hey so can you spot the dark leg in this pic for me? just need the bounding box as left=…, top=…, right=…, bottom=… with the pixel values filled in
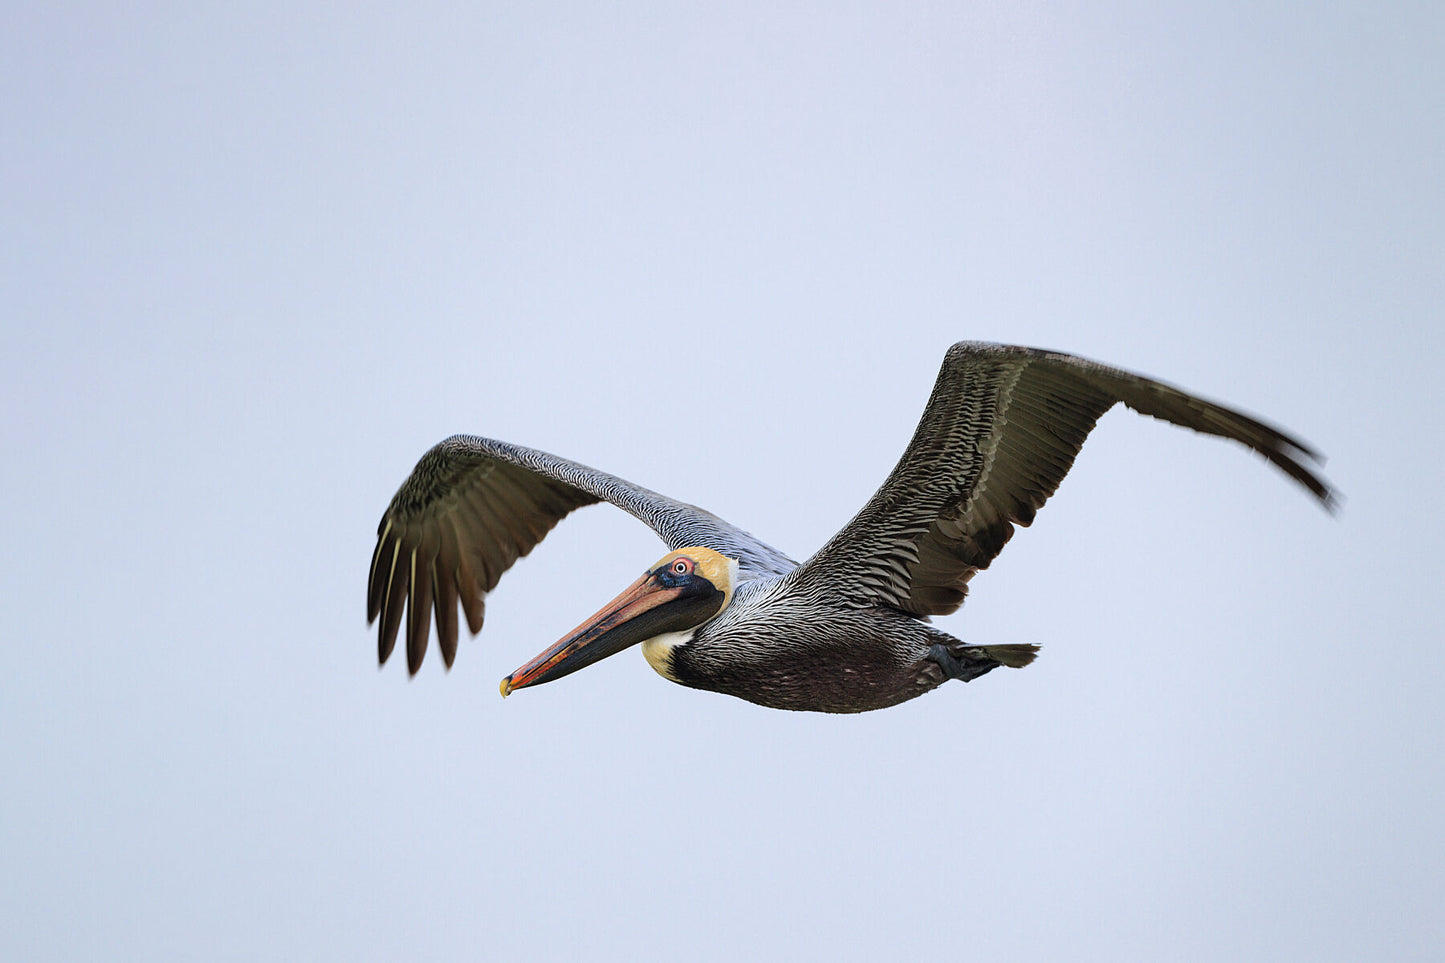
left=926, top=643, right=1001, bottom=684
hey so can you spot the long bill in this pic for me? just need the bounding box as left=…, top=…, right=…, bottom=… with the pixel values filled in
left=500, top=568, right=718, bottom=696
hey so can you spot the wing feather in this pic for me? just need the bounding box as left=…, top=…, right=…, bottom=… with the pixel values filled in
left=405, top=544, right=434, bottom=674
left=432, top=550, right=459, bottom=669
left=367, top=435, right=795, bottom=673
left=793, top=342, right=1336, bottom=618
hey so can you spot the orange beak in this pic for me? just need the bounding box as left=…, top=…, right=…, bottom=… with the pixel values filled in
left=501, top=566, right=718, bottom=696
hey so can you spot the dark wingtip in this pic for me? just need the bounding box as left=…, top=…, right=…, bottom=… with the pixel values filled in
left=378, top=603, right=402, bottom=667
left=1265, top=440, right=1341, bottom=515
left=378, top=625, right=396, bottom=666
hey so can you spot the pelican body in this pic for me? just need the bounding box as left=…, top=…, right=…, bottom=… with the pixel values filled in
left=368, top=342, right=1335, bottom=713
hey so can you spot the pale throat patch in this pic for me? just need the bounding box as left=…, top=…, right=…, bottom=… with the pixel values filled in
left=641, top=629, right=695, bottom=682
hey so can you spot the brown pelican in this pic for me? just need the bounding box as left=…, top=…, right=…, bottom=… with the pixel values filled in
left=367, top=342, right=1336, bottom=713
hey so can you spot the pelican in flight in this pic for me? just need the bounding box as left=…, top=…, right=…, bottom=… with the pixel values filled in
left=368, top=342, right=1335, bottom=713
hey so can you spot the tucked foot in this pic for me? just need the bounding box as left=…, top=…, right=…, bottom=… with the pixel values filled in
left=927, top=642, right=1040, bottom=682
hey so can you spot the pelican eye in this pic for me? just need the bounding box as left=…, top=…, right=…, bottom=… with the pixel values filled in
left=671, top=558, right=692, bottom=576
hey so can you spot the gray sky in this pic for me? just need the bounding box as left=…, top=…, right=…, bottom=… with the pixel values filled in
left=3, top=3, right=1442, bottom=961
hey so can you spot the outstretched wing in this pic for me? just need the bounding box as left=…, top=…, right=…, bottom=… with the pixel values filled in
left=793, top=342, right=1337, bottom=617
left=367, top=435, right=795, bottom=674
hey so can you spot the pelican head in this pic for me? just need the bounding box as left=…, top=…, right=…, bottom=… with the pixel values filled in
left=500, top=546, right=737, bottom=697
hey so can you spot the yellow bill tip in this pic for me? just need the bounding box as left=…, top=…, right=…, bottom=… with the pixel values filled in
left=499, top=675, right=513, bottom=698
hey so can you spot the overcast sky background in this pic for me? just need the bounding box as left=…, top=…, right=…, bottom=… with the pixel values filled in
left=3, top=3, right=1442, bottom=961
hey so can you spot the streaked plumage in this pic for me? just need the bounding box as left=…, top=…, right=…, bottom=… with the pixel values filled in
left=368, top=342, right=1336, bottom=713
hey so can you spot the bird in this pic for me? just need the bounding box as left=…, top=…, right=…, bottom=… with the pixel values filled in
left=367, top=341, right=1336, bottom=713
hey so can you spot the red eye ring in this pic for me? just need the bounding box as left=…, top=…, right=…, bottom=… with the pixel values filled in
left=672, top=559, right=690, bottom=575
